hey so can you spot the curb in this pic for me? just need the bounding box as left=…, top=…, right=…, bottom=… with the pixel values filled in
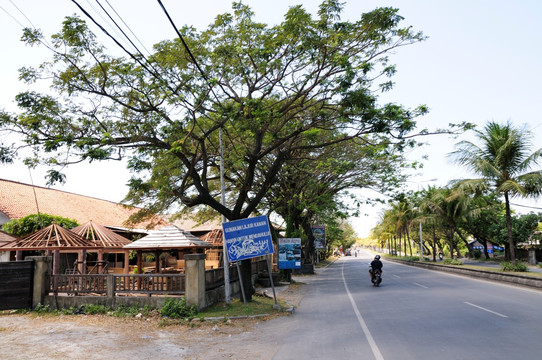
left=388, top=257, right=542, bottom=289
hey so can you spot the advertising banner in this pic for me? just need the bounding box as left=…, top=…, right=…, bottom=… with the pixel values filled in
left=222, top=215, right=274, bottom=262
left=278, top=238, right=302, bottom=269
left=312, top=225, right=326, bottom=250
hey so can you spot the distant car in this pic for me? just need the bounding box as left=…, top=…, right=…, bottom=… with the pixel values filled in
left=345, top=249, right=352, bottom=256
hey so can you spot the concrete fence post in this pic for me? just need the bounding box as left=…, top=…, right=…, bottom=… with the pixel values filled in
left=25, top=256, right=52, bottom=309
left=106, top=274, right=115, bottom=298
left=185, top=253, right=206, bottom=310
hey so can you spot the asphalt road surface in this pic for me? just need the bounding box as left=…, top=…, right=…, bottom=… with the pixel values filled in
left=273, top=249, right=542, bottom=360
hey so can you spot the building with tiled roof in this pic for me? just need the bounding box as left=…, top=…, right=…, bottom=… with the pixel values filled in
left=0, top=179, right=164, bottom=230
left=0, top=230, right=17, bottom=261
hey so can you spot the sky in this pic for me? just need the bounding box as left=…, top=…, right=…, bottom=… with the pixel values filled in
left=1, top=0, right=542, bottom=237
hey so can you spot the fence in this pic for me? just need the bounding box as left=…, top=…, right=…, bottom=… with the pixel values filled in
left=51, top=273, right=186, bottom=296
left=49, top=258, right=268, bottom=296
left=0, top=260, right=34, bottom=310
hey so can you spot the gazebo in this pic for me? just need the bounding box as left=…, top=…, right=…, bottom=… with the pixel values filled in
left=124, top=225, right=211, bottom=273
left=71, top=221, right=133, bottom=273
left=0, top=223, right=102, bottom=275
left=201, top=228, right=224, bottom=269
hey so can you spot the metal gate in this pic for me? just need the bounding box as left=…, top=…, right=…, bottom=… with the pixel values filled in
left=0, top=260, right=34, bottom=310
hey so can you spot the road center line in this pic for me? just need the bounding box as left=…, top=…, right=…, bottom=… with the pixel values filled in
left=464, top=302, right=508, bottom=318
left=413, top=282, right=428, bottom=289
left=392, top=274, right=400, bottom=278
left=341, top=263, right=384, bottom=360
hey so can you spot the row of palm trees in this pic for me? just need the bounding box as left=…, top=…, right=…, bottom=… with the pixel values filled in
left=372, top=121, right=542, bottom=264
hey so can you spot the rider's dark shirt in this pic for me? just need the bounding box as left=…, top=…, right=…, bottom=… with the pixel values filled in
left=370, top=259, right=383, bottom=271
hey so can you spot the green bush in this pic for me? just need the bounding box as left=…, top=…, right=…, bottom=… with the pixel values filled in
left=473, top=249, right=482, bottom=259
left=501, top=262, right=528, bottom=272
left=160, top=298, right=197, bottom=319
left=83, top=304, right=110, bottom=315
left=443, top=258, right=463, bottom=265
left=34, top=303, right=52, bottom=314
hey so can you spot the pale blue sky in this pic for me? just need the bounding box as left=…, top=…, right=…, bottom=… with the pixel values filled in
left=1, top=1, right=542, bottom=236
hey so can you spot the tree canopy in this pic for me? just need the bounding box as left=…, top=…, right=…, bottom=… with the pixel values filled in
left=0, top=1, right=466, bottom=299
left=0, top=1, right=441, bottom=223
left=450, top=121, right=542, bottom=262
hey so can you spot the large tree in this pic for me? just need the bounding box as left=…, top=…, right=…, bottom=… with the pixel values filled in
left=0, top=2, right=462, bottom=299
left=450, top=121, right=542, bottom=263
left=264, top=135, right=409, bottom=261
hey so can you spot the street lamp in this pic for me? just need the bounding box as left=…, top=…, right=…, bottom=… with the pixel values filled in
left=409, top=178, right=437, bottom=262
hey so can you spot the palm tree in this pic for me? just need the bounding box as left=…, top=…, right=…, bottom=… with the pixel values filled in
left=450, top=121, right=542, bottom=263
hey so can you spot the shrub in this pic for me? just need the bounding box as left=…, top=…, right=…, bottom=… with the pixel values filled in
left=501, top=262, right=528, bottom=272
left=473, top=249, right=482, bottom=259
left=160, top=298, right=197, bottom=319
left=84, top=304, right=110, bottom=315
left=443, top=258, right=463, bottom=265
left=34, top=303, right=52, bottom=314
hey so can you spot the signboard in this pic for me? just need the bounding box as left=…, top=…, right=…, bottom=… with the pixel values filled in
left=312, top=225, right=326, bottom=250
left=222, top=215, right=274, bottom=262
left=278, top=238, right=302, bottom=269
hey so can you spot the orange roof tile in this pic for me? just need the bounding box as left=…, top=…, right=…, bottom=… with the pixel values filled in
left=0, top=230, right=17, bottom=246
left=0, top=179, right=164, bottom=229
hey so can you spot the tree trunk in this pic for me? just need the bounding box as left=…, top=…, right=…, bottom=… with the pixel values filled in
left=431, top=227, right=437, bottom=262
left=481, top=237, right=490, bottom=260
left=448, top=229, right=455, bottom=259
left=406, top=227, right=413, bottom=256
left=504, top=192, right=516, bottom=264
left=240, top=260, right=253, bottom=302
left=455, top=229, right=473, bottom=258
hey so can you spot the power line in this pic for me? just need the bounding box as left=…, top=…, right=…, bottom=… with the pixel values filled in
left=94, top=0, right=150, bottom=57
left=102, top=0, right=152, bottom=56
left=510, top=202, right=542, bottom=211
left=70, top=0, right=180, bottom=97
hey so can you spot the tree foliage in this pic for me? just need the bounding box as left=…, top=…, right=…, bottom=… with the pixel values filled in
left=450, top=121, right=542, bottom=262
left=1, top=1, right=439, bottom=222
left=2, top=213, right=79, bottom=237
left=0, top=1, right=465, bottom=300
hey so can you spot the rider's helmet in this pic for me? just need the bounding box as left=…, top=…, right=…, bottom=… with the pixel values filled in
left=374, top=255, right=381, bottom=260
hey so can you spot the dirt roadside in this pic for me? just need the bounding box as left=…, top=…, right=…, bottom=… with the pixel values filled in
left=0, top=283, right=306, bottom=360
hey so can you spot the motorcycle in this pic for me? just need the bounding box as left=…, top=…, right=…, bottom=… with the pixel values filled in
left=370, top=268, right=382, bottom=287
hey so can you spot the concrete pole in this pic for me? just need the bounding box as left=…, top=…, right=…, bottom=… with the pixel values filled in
left=185, top=253, right=206, bottom=310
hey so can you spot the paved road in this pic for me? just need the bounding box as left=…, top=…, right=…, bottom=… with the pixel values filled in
left=272, top=250, right=542, bottom=359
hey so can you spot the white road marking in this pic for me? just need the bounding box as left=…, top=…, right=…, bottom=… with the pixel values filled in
left=392, top=274, right=400, bottom=278
left=413, top=282, right=428, bottom=289
left=464, top=302, right=508, bottom=318
left=342, top=262, right=384, bottom=360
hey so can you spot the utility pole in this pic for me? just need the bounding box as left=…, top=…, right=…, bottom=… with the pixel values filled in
left=220, top=127, right=231, bottom=304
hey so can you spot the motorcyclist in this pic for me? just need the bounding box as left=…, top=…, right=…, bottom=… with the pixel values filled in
left=369, top=255, right=383, bottom=280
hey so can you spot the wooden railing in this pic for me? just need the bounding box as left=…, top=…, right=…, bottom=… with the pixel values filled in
left=50, top=273, right=185, bottom=296
left=50, top=258, right=270, bottom=296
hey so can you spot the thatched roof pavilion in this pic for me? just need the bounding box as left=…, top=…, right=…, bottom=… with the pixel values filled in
left=71, top=221, right=133, bottom=273
left=124, top=225, right=211, bottom=251
left=0, top=223, right=99, bottom=251
left=0, top=223, right=101, bottom=274
left=72, top=221, right=132, bottom=248
left=200, top=228, right=223, bottom=246
left=124, top=225, right=211, bottom=273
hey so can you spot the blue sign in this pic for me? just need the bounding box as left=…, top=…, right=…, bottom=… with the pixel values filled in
left=222, top=215, right=274, bottom=262
left=278, top=238, right=302, bottom=269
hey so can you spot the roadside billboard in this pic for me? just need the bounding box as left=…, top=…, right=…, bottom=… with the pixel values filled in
left=278, top=238, right=302, bottom=269
left=222, top=215, right=274, bottom=262
left=312, top=225, right=326, bottom=250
